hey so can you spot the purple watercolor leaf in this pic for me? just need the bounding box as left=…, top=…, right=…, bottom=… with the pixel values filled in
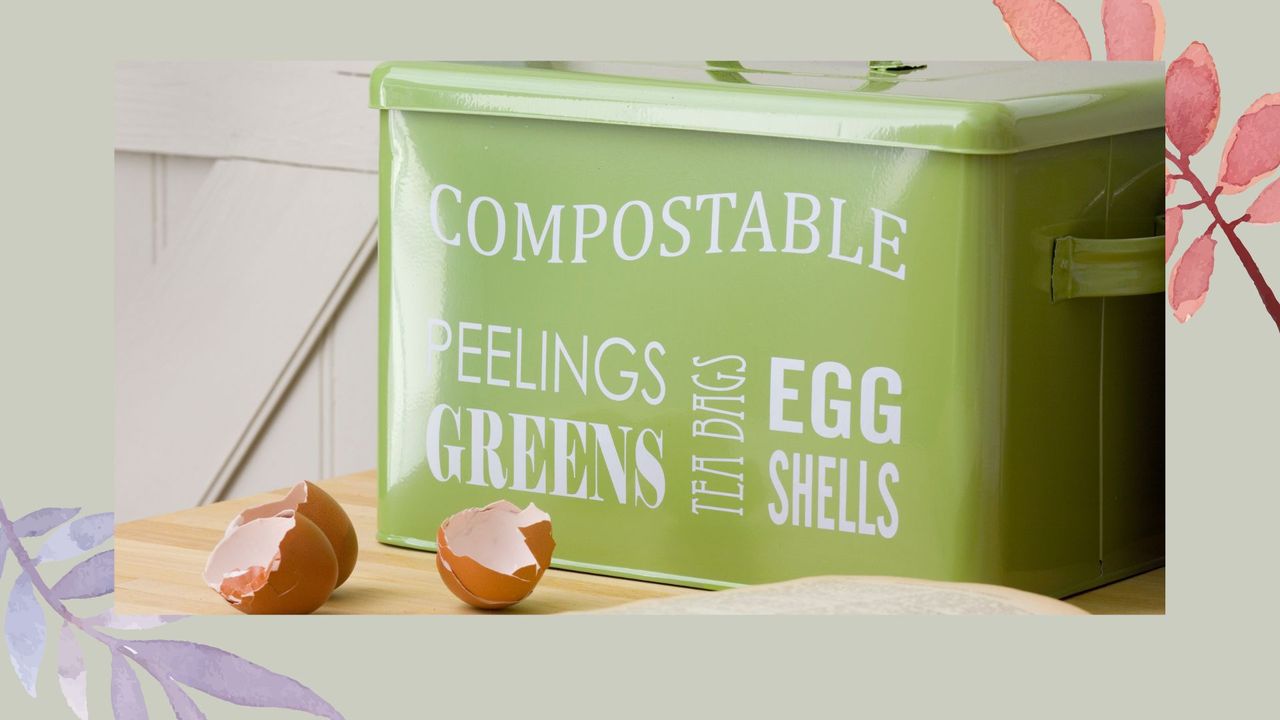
left=3, top=502, right=343, bottom=719
left=86, top=609, right=186, bottom=631
left=159, top=676, right=208, bottom=720
left=38, top=512, right=114, bottom=564
left=111, top=652, right=148, bottom=720
left=51, top=550, right=115, bottom=600
left=13, top=507, right=80, bottom=538
left=5, top=574, right=46, bottom=697
left=128, top=640, right=343, bottom=719
left=57, top=621, right=89, bottom=720
left=1, top=535, right=7, bottom=580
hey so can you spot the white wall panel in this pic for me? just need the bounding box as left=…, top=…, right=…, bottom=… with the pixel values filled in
left=115, top=62, right=381, bottom=521
left=327, top=257, right=379, bottom=477
left=114, top=152, right=155, bottom=300
left=228, top=353, right=324, bottom=498
left=115, top=159, right=376, bottom=521
left=157, top=154, right=215, bottom=250
left=115, top=61, right=379, bottom=171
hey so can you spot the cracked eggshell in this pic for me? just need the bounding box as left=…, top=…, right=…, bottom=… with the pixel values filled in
left=225, top=481, right=358, bottom=587
left=203, top=512, right=338, bottom=614
left=436, top=501, right=555, bottom=609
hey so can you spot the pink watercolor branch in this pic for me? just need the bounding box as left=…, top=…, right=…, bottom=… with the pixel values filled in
left=993, top=0, right=1280, bottom=335
left=1166, top=149, right=1280, bottom=333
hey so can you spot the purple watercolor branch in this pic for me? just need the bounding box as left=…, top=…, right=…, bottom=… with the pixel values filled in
left=0, top=500, right=344, bottom=719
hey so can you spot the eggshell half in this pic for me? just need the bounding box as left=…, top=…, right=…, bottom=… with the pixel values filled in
left=225, top=481, right=358, bottom=587
left=436, top=501, right=555, bottom=609
left=435, top=553, right=516, bottom=611
left=203, top=512, right=338, bottom=614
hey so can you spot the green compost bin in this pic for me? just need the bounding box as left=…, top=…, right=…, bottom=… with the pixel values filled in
left=371, top=61, right=1165, bottom=597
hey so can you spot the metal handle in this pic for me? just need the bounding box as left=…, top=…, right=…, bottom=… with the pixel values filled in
left=1050, top=234, right=1165, bottom=302
left=704, top=61, right=927, bottom=89
left=705, top=61, right=750, bottom=84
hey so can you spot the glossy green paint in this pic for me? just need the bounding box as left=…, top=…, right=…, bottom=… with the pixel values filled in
left=374, top=62, right=1164, bottom=596
left=370, top=61, right=1164, bottom=155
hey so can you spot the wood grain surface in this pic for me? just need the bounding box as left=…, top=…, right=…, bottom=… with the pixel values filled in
left=114, top=470, right=1163, bottom=615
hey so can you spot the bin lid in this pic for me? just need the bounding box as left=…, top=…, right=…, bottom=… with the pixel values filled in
left=370, top=61, right=1163, bottom=155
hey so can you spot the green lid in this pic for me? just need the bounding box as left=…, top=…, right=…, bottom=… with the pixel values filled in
left=370, top=60, right=1164, bottom=155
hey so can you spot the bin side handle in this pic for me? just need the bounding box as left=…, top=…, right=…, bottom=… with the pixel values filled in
left=1050, top=234, right=1165, bottom=302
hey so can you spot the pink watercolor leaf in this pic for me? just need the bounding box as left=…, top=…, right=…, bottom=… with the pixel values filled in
left=1166, top=205, right=1183, bottom=261
left=1165, top=171, right=1176, bottom=196
left=1218, top=93, right=1280, bottom=194
left=1169, top=234, right=1217, bottom=322
left=1102, top=0, right=1165, bottom=60
left=1245, top=178, right=1280, bottom=224
left=1166, top=42, right=1220, bottom=158
left=993, top=0, right=1091, bottom=60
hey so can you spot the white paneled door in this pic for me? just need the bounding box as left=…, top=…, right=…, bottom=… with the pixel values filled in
left=114, top=62, right=381, bottom=521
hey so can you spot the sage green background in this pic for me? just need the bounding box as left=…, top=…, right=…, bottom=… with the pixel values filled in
left=1, top=0, right=1275, bottom=717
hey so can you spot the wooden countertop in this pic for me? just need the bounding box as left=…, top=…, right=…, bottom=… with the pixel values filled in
left=114, top=471, right=1164, bottom=615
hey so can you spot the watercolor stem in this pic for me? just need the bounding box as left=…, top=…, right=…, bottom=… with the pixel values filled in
left=0, top=502, right=119, bottom=649
left=1167, top=149, right=1280, bottom=334
left=0, top=501, right=183, bottom=702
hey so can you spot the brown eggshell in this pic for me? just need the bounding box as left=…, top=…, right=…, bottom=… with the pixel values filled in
left=435, top=517, right=529, bottom=602
left=435, top=501, right=555, bottom=610
left=434, top=553, right=515, bottom=610
left=226, top=481, right=358, bottom=588
left=203, top=512, right=338, bottom=614
left=516, top=514, right=555, bottom=581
